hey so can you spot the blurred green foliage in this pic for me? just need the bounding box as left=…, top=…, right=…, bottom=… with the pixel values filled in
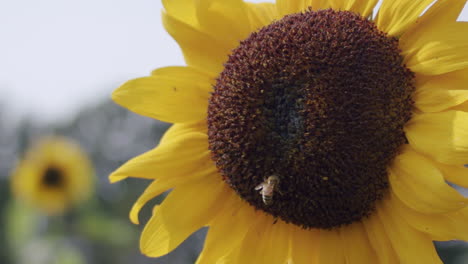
left=0, top=101, right=203, bottom=264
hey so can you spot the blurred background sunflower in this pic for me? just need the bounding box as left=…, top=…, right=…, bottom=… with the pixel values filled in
left=1, top=0, right=468, bottom=263
left=11, top=136, right=94, bottom=215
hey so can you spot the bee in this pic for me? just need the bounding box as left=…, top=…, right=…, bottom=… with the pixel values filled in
left=255, top=175, right=280, bottom=206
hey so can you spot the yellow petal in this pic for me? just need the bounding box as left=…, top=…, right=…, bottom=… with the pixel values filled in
left=422, top=0, right=466, bottom=23
left=263, top=222, right=291, bottom=264
left=276, top=0, right=304, bottom=17
left=377, top=197, right=443, bottom=264
left=389, top=147, right=467, bottom=214
left=434, top=161, right=468, bottom=188
left=453, top=101, right=468, bottom=112
left=405, top=111, right=468, bottom=165
left=162, top=11, right=231, bottom=75
left=196, top=192, right=256, bottom=264
left=401, top=22, right=468, bottom=75
left=162, top=0, right=198, bottom=27
left=328, top=0, right=378, bottom=17
left=215, top=245, right=242, bottom=264
left=151, top=66, right=216, bottom=86
left=363, top=213, right=399, bottom=264
left=276, top=0, right=331, bottom=16
left=236, top=215, right=290, bottom=264
left=195, top=0, right=252, bottom=48
left=112, top=70, right=211, bottom=123
left=159, top=121, right=208, bottom=144
left=400, top=0, right=466, bottom=74
left=340, top=222, right=378, bottom=264
left=109, top=127, right=213, bottom=183
left=318, top=229, right=346, bottom=264
left=140, top=177, right=226, bottom=257
left=415, top=89, right=468, bottom=113
left=289, top=227, right=319, bottom=264
left=414, top=68, right=468, bottom=112
left=393, top=195, right=468, bottom=241
left=130, top=180, right=167, bottom=225
left=246, top=2, right=278, bottom=31
left=400, top=0, right=467, bottom=41
left=305, top=0, right=332, bottom=11
left=375, top=0, right=434, bottom=37
left=129, top=172, right=212, bottom=225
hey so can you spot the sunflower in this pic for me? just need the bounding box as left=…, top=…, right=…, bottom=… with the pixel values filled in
left=11, top=136, right=94, bottom=215
left=111, top=0, right=468, bottom=262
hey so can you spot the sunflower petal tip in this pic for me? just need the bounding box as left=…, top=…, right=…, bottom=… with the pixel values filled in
left=108, top=173, right=127, bottom=183
left=130, top=201, right=148, bottom=225
left=130, top=213, right=140, bottom=225
left=140, top=246, right=162, bottom=258
left=139, top=234, right=167, bottom=258
left=111, top=87, right=126, bottom=105
left=111, top=78, right=139, bottom=103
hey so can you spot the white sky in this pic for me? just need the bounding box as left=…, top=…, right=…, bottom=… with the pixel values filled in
left=1, top=0, right=467, bottom=123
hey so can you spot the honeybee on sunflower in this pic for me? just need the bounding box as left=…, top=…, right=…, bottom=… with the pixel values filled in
left=111, top=0, right=468, bottom=263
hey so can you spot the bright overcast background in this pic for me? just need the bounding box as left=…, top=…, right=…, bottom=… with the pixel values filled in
left=1, top=0, right=467, bottom=123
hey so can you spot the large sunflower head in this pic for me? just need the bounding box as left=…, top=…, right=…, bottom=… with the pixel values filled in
left=11, top=136, right=94, bottom=215
left=111, top=0, right=468, bottom=263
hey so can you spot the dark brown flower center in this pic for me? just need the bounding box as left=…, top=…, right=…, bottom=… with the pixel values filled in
left=207, top=9, right=414, bottom=229
left=42, top=166, right=64, bottom=187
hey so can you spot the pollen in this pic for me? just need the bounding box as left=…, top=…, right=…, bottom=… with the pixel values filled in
left=207, top=9, right=414, bottom=229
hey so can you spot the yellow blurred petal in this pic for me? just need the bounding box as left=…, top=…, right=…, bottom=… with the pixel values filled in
left=36, top=190, right=68, bottom=215
left=393, top=195, right=468, bottom=241
left=112, top=71, right=210, bottom=123
left=236, top=214, right=290, bottom=264
left=162, top=0, right=198, bottom=27
left=109, top=128, right=213, bottom=183
left=289, top=227, right=319, bottom=264
left=162, top=11, right=231, bottom=75
left=195, top=0, right=252, bottom=47
left=389, top=147, right=467, bottom=214
left=140, top=177, right=226, bottom=257
left=377, top=198, right=443, bottom=264
left=375, top=0, right=434, bottom=36
left=318, top=229, right=346, bottom=264
left=246, top=3, right=278, bottom=31
left=405, top=111, right=468, bottom=165
left=340, top=222, right=378, bottom=264
left=196, top=192, right=256, bottom=264
left=328, top=0, right=378, bottom=17
left=401, top=22, right=468, bottom=75
left=414, top=68, right=468, bottom=112
left=434, top=161, right=468, bottom=188
left=363, top=213, right=399, bottom=264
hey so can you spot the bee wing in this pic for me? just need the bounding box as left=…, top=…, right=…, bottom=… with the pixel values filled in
left=255, top=183, right=264, bottom=190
